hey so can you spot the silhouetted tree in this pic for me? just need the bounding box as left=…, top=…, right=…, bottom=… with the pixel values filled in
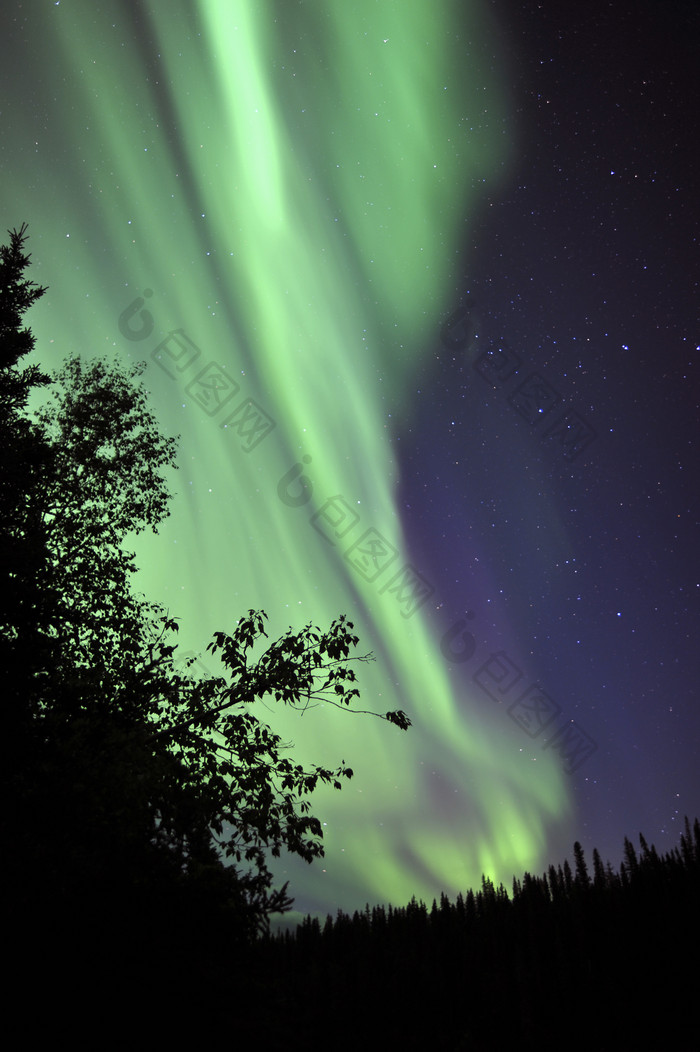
left=562, top=857, right=574, bottom=895
left=2, top=225, right=411, bottom=955
left=0, top=223, right=54, bottom=732
left=573, top=840, right=590, bottom=889
left=592, top=846, right=607, bottom=890
left=623, top=835, right=639, bottom=877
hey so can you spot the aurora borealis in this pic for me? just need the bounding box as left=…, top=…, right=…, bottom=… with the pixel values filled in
left=2, top=0, right=698, bottom=925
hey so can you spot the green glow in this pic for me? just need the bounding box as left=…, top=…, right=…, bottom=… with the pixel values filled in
left=12, top=0, right=573, bottom=914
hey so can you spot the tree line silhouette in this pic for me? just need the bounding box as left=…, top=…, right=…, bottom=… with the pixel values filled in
left=255, top=818, right=699, bottom=1049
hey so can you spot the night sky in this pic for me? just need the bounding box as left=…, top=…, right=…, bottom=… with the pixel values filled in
left=2, top=0, right=698, bottom=926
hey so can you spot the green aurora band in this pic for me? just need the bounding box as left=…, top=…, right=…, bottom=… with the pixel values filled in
left=7, top=0, right=573, bottom=918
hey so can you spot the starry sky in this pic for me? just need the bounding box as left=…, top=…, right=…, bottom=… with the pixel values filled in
left=2, top=0, right=698, bottom=925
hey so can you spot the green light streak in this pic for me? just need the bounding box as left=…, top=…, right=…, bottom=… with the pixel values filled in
left=12, top=0, right=573, bottom=914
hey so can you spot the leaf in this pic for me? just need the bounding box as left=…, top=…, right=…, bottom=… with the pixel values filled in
left=385, top=710, right=412, bottom=731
